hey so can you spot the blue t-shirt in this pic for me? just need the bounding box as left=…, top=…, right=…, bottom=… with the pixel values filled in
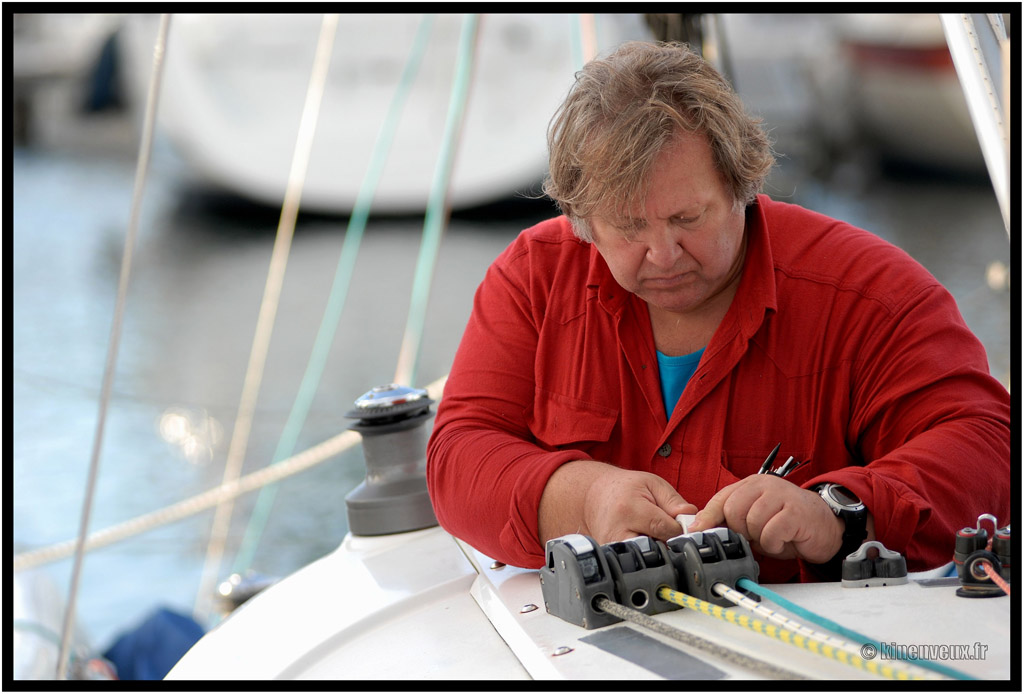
left=656, top=347, right=705, bottom=417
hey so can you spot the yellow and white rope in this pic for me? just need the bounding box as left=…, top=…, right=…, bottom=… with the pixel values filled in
left=658, top=587, right=935, bottom=681
left=711, top=584, right=941, bottom=680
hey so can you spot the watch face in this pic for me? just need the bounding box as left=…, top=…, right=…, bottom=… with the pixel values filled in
left=827, top=484, right=863, bottom=509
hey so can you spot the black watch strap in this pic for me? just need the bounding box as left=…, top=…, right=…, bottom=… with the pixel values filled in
left=813, top=483, right=868, bottom=579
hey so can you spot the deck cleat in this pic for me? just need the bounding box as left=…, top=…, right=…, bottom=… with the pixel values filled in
left=541, top=528, right=763, bottom=628
left=840, top=541, right=907, bottom=588
left=666, top=528, right=760, bottom=607
left=540, top=534, right=621, bottom=629
left=601, top=536, right=680, bottom=616
left=540, top=534, right=684, bottom=629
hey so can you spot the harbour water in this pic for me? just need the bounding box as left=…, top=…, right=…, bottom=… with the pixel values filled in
left=11, top=12, right=1012, bottom=670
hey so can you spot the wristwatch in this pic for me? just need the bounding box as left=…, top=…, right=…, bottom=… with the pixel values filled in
left=813, top=483, right=868, bottom=577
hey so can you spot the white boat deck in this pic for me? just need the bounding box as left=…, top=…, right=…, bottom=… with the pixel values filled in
left=167, top=527, right=1010, bottom=681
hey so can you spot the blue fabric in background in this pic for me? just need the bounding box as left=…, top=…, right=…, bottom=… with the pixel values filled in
left=103, top=607, right=205, bottom=680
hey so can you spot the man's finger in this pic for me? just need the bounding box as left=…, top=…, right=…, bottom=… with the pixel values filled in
left=740, top=489, right=784, bottom=547
left=688, top=483, right=737, bottom=531
left=649, top=480, right=698, bottom=518
left=645, top=508, right=692, bottom=540
left=756, top=508, right=798, bottom=555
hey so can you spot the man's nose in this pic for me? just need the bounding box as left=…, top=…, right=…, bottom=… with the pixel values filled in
left=645, top=229, right=684, bottom=268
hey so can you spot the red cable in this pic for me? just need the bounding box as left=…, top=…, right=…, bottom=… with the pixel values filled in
left=980, top=561, right=1011, bottom=596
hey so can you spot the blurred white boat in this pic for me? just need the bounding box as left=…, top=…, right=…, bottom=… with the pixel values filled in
left=121, top=14, right=656, bottom=214
left=838, top=13, right=989, bottom=173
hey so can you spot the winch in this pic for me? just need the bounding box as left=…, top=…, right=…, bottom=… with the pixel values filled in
left=343, top=383, right=438, bottom=536
left=539, top=527, right=759, bottom=629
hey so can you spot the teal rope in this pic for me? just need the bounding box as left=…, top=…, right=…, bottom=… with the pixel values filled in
left=395, top=13, right=479, bottom=388
left=569, top=14, right=585, bottom=71
left=230, top=15, right=436, bottom=576
left=737, top=578, right=975, bottom=681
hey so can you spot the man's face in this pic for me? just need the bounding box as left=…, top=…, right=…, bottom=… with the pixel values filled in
left=589, top=130, right=747, bottom=317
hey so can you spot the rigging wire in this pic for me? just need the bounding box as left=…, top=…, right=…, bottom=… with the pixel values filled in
left=392, top=13, right=480, bottom=388
left=194, top=14, right=340, bottom=624
left=736, top=578, right=975, bottom=680
left=658, top=587, right=925, bottom=681
left=54, top=14, right=172, bottom=681
left=229, top=14, right=437, bottom=577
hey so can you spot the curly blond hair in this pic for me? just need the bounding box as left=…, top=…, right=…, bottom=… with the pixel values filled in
left=543, top=41, right=775, bottom=241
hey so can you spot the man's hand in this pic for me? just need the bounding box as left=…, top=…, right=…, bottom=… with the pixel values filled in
left=686, top=476, right=844, bottom=563
left=539, top=461, right=697, bottom=545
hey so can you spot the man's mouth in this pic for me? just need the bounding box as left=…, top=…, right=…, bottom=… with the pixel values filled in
left=642, top=272, right=692, bottom=287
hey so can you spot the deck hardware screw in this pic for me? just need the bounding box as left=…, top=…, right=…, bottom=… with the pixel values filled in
left=520, top=604, right=539, bottom=614
left=552, top=646, right=574, bottom=656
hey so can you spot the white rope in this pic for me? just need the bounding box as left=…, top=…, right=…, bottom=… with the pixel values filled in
left=13, top=375, right=448, bottom=574
left=193, top=14, right=340, bottom=623
left=55, top=14, right=172, bottom=681
left=16, top=430, right=357, bottom=572
left=579, top=14, right=599, bottom=63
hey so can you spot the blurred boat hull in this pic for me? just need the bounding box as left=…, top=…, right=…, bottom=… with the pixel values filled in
left=122, top=14, right=655, bottom=214
left=839, top=13, right=985, bottom=173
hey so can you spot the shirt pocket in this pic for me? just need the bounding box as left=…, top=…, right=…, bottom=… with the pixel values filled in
left=720, top=448, right=816, bottom=488
left=526, top=387, right=619, bottom=450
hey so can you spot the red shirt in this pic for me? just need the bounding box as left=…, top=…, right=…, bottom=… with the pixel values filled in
left=426, top=196, right=1011, bottom=582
